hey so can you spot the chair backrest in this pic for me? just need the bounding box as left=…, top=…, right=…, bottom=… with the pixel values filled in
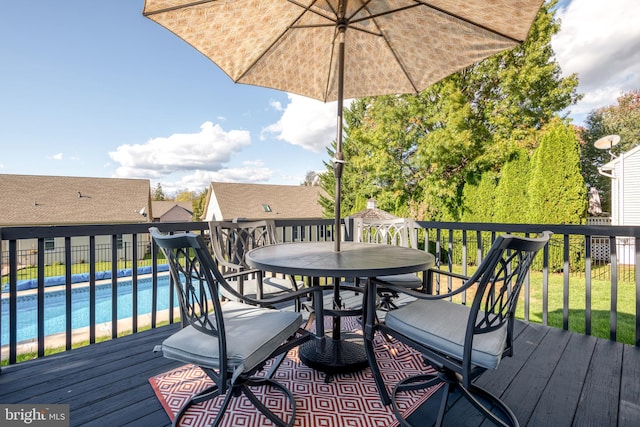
left=353, top=217, right=418, bottom=249
left=209, top=220, right=278, bottom=273
left=463, top=232, right=551, bottom=374
left=149, top=228, right=226, bottom=341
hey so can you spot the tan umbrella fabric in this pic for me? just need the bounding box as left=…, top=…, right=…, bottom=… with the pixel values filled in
left=143, top=0, right=543, bottom=249
left=143, top=0, right=542, bottom=102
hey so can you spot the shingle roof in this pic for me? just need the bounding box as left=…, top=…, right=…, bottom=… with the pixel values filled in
left=151, top=201, right=193, bottom=222
left=151, top=201, right=193, bottom=218
left=0, top=174, right=151, bottom=226
left=209, top=182, right=325, bottom=220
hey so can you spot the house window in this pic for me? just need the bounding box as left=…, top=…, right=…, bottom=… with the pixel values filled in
left=262, top=204, right=272, bottom=212
left=44, top=237, right=55, bottom=251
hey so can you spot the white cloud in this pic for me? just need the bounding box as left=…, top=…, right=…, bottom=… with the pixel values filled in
left=154, top=161, right=274, bottom=195
left=51, top=153, right=63, bottom=160
left=262, top=94, right=351, bottom=152
left=109, top=121, right=251, bottom=178
left=553, top=0, right=640, bottom=121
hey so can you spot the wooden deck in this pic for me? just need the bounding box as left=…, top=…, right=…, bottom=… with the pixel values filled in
left=2, top=297, right=640, bottom=426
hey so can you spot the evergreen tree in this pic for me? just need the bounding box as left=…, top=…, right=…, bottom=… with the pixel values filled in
left=494, top=150, right=531, bottom=223
left=528, top=118, right=586, bottom=224
left=461, top=171, right=499, bottom=223
left=152, top=183, right=166, bottom=201
left=328, top=1, right=580, bottom=221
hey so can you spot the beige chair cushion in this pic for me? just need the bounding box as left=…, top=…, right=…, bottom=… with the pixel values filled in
left=375, top=273, right=422, bottom=289
left=385, top=298, right=508, bottom=369
left=160, top=301, right=302, bottom=373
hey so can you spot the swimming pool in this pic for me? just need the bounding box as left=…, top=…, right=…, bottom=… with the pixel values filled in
left=1, top=275, right=176, bottom=344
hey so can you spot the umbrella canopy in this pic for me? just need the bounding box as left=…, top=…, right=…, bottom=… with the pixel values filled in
left=143, top=0, right=543, bottom=250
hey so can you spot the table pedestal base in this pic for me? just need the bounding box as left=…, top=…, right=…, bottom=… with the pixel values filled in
left=298, top=332, right=368, bottom=375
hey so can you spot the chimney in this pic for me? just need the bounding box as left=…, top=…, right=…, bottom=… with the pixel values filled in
left=367, top=198, right=377, bottom=209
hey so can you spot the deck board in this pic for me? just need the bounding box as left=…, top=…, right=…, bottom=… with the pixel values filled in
left=619, top=345, right=640, bottom=426
left=573, top=339, right=622, bottom=427
left=2, top=299, right=640, bottom=426
left=527, top=333, right=597, bottom=426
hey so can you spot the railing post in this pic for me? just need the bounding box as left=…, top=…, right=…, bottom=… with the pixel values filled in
left=609, top=236, right=618, bottom=342
left=585, top=235, right=592, bottom=336
left=636, top=236, right=640, bottom=347
left=563, top=234, right=570, bottom=331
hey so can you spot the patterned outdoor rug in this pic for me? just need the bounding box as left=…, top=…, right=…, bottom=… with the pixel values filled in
left=149, top=316, right=440, bottom=427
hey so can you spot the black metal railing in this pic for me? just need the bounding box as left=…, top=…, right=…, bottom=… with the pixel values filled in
left=1, top=219, right=639, bottom=368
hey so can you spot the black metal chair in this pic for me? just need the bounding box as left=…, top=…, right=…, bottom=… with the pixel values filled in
left=209, top=220, right=306, bottom=310
left=352, top=217, right=424, bottom=310
left=149, top=228, right=314, bottom=427
left=363, top=231, right=551, bottom=427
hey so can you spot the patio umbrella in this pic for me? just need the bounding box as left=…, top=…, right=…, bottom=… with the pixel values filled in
left=142, top=0, right=543, bottom=251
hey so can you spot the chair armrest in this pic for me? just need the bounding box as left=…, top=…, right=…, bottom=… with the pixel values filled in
left=218, top=269, right=317, bottom=308
left=428, top=268, right=470, bottom=282
left=372, top=268, right=475, bottom=301
left=221, top=268, right=262, bottom=280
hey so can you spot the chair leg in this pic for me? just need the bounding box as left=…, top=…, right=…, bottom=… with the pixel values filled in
left=390, top=373, right=446, bottom=427
left=457, top=383, right=519, bottom=427
left=173, top=383, right=221, bottom=426
left=389, top=369, right=519, bottom=427
left=243, top=377, right=297, bottom=427
left=362, top=284, right=392, bottom=405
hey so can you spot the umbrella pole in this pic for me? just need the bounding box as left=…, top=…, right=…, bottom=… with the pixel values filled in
left=333, top=27, right=346, bottom=253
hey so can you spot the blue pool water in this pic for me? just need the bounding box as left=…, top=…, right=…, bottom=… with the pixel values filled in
left=1, top=275, right=176, bottom=344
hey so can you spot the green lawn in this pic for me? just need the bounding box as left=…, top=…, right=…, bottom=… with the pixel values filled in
left=519, top=271, right=637, bottom=344
left=432, top=266, right=637, bottom=345
left=1, top=256, right=165, bottom=286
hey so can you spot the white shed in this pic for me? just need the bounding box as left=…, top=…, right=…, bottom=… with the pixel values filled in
left=600, top=144, right=640, bottom=264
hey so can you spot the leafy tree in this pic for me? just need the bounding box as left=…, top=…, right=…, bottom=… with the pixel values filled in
left=599, top=90, right=640, bottom=153
left=152, top=183, right=166, bottom=201
left=466, top=0, right=581, bottom=145
left=325, top=0, right=580, bottom=221
left=191, top=187, right=208, bottom=220
left=579, top=90, right=640, bottom=213
left=578, top=112, right=610, bottom=212
left=527, top=118, right=586, bottom=224
left=302, top=171, right=321, bottom=186
left=175, top=190, right=195, bottom=202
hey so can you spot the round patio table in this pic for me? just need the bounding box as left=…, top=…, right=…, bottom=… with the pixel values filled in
left=245, top=241, right=435, bottom=375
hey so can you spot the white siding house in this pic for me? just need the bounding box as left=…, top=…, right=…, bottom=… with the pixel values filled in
left=600, top=144, right=640, bottom=264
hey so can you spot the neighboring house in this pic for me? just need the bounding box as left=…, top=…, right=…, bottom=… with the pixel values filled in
left=600, top=144, right=640, bottom=227
left=203, top=181, right=325, bottom=221
left=600, top=144, right=640, bottom=264
left=202, top=181, right=326, bottom=241
left=151, top=201, right=193, bottom=222
left=0, top=174, right=152, bottom=265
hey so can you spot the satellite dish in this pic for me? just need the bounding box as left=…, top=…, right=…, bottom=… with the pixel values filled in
left=594, top=134, right=620, bottom=150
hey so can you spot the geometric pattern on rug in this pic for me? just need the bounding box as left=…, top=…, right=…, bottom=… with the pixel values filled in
left=150, top=316, right=441, bottom=427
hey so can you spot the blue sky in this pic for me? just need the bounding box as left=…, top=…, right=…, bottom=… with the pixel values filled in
left=1, top=1, right=638, bottom=196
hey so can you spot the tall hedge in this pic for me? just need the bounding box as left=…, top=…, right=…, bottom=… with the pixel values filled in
left=461, top=171, right=499, bottom=223
left=527, top=118, right=586, bottom=224
left=494, top=150, right=530, bottom=223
